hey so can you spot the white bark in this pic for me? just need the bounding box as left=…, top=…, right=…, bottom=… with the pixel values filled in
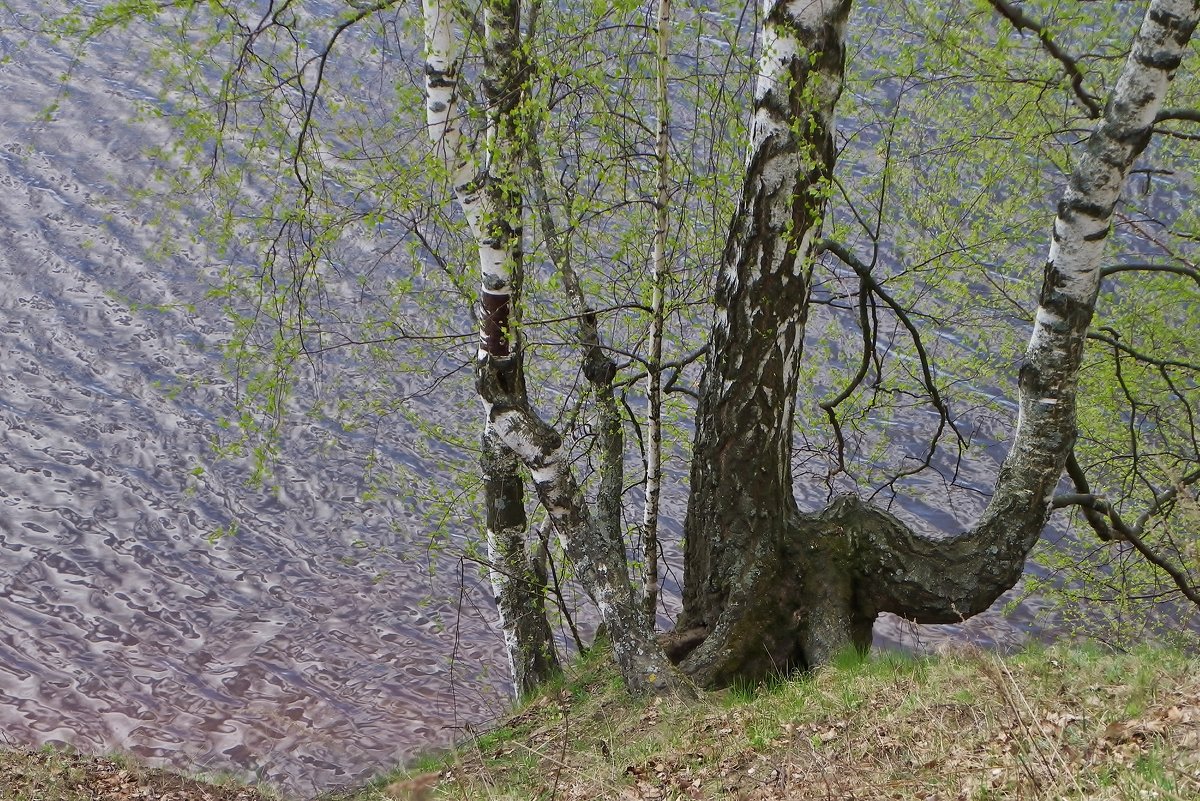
left=677, top=0, right=850, bottom=682
left=641, top=0, right=671, bottom=624
left=422, top=0, right=558, bottom=696
left=475, top=392, right=692, bottom=697
left=1003, top=0, right=1198, bottom=513
left=855, top=0, right=1200, bottom=622
left=421, top=0, right=512, bottom=359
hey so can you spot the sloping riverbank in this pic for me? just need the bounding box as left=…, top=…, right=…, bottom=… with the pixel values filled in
left=4, top=643, right=1198, bottom=800
left=0, top=748, right=273, bottom=801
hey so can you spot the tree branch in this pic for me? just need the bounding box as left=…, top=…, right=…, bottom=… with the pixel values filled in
left=1086, top=329, right=1200, bottom=373
left=818, top=239, right=965, bottom=465
left=986, top=0, right=1102, bottom=118
left=1100, top=261, right=1200, bottom=289
left=1054, top=457, right=1200, bottom=607
left=1155, top=108, right=1200, bottom=124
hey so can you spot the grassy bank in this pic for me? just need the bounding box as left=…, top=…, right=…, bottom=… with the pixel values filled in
left=0, top=747, right=275, bottom=801
left=3, top=644, right=1198, bottom=800
left=357, top=644, right=1200, bottom=801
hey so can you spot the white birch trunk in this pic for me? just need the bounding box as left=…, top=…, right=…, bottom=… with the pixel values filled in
left=473, top=387, right=692, bottom=697
left=641, top=0, right=671, bottom=625
left=851, top=0, right=1200, bottom=621
left=422, top=0, right=558, bottom=698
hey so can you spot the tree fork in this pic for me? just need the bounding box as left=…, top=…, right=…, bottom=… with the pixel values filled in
left=476, top=354, right=695, bottom=698
left=676, top=0, right=1199, bottom=686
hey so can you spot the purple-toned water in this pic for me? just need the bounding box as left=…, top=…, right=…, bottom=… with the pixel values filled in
left=0, top=8, right=516, bottom=795
left=0, top=4, right=1058, bottom=798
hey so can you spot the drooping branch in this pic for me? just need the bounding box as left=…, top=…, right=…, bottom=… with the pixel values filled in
left=850, top=0, right=1200, bottom=623
left=291, top=1, right=405, bottom=195
left=1055, top=454, right=1200, bottom=606
left=985, top=0, right=1102, bottom=119
left=818, top=238, right=964, bottom=471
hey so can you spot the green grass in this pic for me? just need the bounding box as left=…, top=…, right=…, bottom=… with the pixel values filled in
left=353, top=642, right=1200, bottom=801
left=4, top=643, right=1198, bottom=801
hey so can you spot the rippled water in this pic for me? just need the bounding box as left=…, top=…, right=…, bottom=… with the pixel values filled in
left=0, top=9, right=514, bottom=796
left=0, top=4, right=1064, bottom=798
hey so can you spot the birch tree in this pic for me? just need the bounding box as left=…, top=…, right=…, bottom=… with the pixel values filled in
left=671, top=0, right=1200, bottom=686
left=65, top=0, right=1200, bottom=694
left=420, top=0, right=563, bottom=697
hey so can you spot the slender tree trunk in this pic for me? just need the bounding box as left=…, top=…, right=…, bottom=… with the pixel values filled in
left=674, top=0, right=1199, bottom=688
left=422, top=0, right=559, bottom=697
left=526, top=127, right=626, bottom=614
left=477, top=365, right=693, bottom=696
left=642, top=0, right=671, bottom=625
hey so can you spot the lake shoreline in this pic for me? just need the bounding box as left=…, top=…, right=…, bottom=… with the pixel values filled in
left=5, top=641, right=1197, bottom=800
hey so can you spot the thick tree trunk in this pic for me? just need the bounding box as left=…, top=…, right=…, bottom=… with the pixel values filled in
left=675, top=0, right=853, bottom=687
left=676, top=0, right=1199, bottom=687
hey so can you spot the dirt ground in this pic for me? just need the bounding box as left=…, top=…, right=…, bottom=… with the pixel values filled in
left=0, top=748, right=276, bottom=801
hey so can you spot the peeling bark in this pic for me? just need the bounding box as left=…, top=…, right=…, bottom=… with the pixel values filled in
left=422, top=0, right=558, bottom=696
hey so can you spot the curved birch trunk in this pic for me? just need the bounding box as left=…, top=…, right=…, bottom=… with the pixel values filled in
left=675, top=0, right=1199, bottom=687
left=422, top=0, right=558, bottom=698
left=850, top=0, right=1200, bottom=622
